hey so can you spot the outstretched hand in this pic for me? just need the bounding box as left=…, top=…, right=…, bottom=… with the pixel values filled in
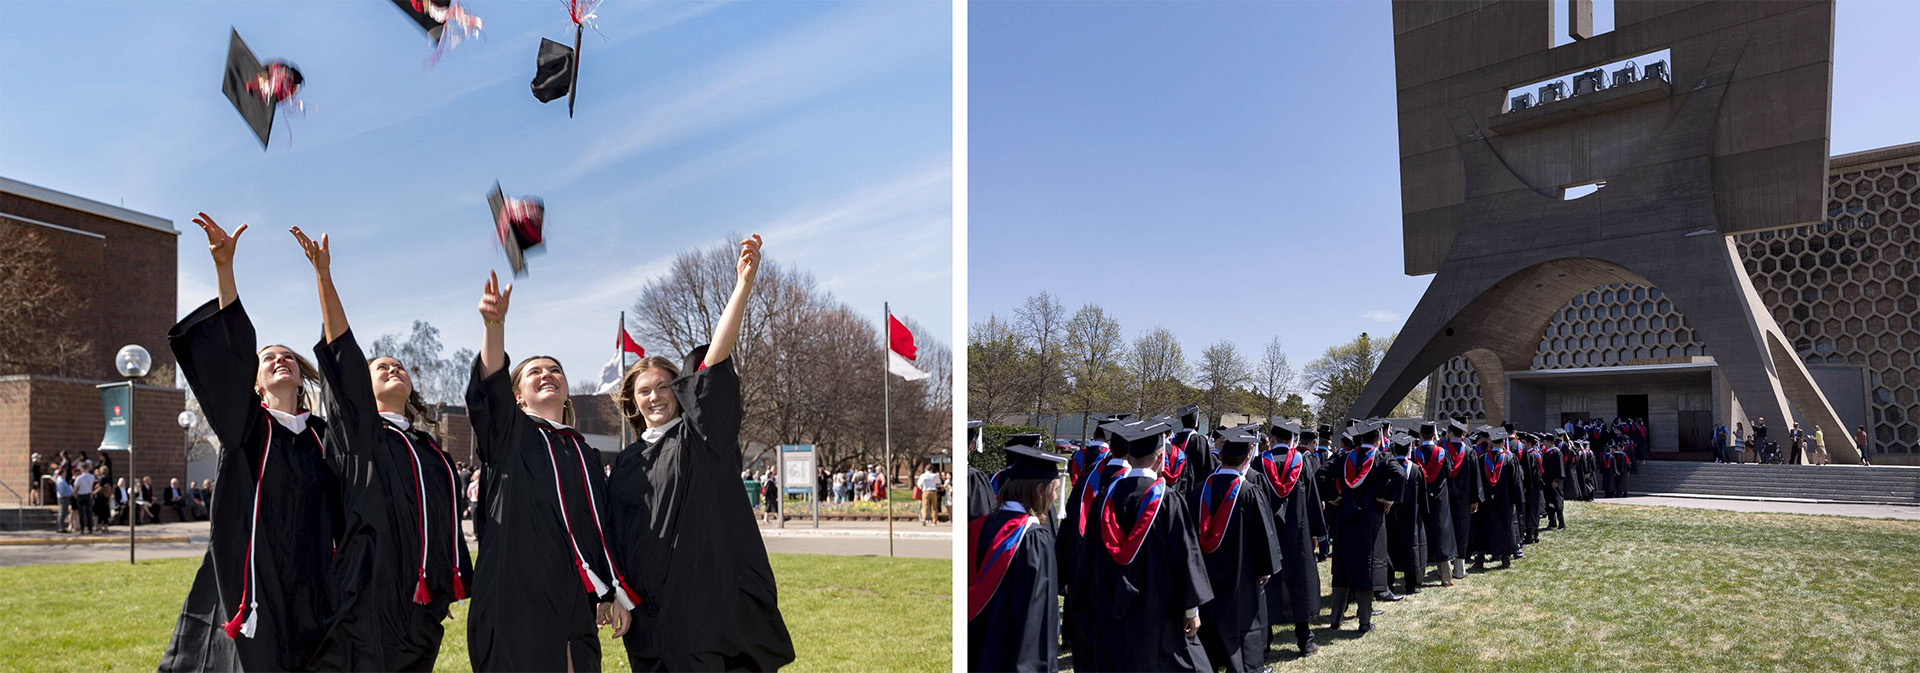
left=735, top=234, right=762, bottom=279
left=479, top=270, right=513, bottom=324
left=192, top=212, right=247, bottom=266
left=289, top=227, right=330, bottom=274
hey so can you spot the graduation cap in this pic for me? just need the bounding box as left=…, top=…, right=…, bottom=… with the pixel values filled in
left=1344, top=419, right=1386, bottom=443
left=1000, top=440, right=1067, bottom=480
left=531, top=37, right=577, bottom=113
left=1266, top=419, right=1301, bottom=442
left=1418, top=421, right=1438, bottom=439
left=1388, top=432, right=1418, bottom=451
left=221, top=29, right=303, bottom=149
left=1298, top=425, right=1319, bottom=442
left=1216, top=427, right=1260, bottom=460
left=488, top=182, right=547, bottom=276
left=1177, top=403, right=1201, bottom=427
left=1448, top=418, right=1470, bottom=435
left=1111, top=419, right=1173, bottom=458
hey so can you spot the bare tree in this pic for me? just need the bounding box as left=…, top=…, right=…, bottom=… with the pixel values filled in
left=967, top=314, right=1029, bottom=424
left=1013, top=292, right=1067, bottom=428
left=1126, top=327, right=1188, bottom=417
left=1062, top=303, right=1124, bottom=440
left=0, top=223, right=94, bottom=377
left=367, top=321, right=474, bottom=405
left=1197, top=340, right=1251, bottom=421
left=1254, top=336, right=1297, bottom=420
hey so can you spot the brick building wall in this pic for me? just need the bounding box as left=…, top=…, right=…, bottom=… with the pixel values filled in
left=0, top=376, right=185, bottom=500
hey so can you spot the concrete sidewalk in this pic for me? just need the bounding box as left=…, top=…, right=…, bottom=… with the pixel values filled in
left=0, top=518, right=951, bottom=567
left=1607, top=495, right=1920, bottom=520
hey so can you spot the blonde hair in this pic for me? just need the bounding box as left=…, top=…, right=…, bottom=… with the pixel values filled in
left=255, top=345, right=321, bottom=412
left=611, top=355, right=680, bottom=432
left=510, top=355, right=575, bottom=426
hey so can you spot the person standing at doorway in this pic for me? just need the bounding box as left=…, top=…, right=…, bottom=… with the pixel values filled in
left=1856, top=426, right=1872, bottom=466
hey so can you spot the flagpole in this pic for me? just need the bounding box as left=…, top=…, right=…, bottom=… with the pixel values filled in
left=884, top=302, right=894, bottom=558
left=619, top=311, right=629, bottom=450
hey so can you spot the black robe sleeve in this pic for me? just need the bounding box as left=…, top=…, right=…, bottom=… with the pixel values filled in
left=682, top=358, right=743, bottom=465
left=168, top=298, right=263, bottom=453
left=1165, top=496, right=1215, bottom=613
left=465, top=354, right=524, bottom=468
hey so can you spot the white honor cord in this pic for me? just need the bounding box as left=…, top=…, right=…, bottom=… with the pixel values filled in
left=390, top=428, right=431, bottom=580
left=539, top=429, right=608, bottom=595
left=566, top=434, right=634, bottom=611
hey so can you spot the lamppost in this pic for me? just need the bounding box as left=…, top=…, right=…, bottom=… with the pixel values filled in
left=177, top=409, right=196, bottom=522
left=107, top=344, right=151, bottom=564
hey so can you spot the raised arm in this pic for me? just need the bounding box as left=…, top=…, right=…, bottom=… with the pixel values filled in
left=478, top=271, right=512, bottom=377
left=704, top=235, right=761, bottom=367
left=192, top=212, right=247, bottom=308
left=291, top=227, right=348, bottom=343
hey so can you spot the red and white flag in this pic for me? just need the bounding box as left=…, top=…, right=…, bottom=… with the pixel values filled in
left=887, top=314, right=931, bottom=381
left=596, top=324, right=647, bottom=394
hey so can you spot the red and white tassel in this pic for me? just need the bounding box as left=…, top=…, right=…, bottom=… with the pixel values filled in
left=452, top=571, right=469, bottom=602
left=223, top=609, right=245, bottom=639
left=413, top=569, right=432, bottom=605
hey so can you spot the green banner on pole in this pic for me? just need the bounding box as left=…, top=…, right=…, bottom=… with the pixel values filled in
left=97, top=381, right=133, bottom=452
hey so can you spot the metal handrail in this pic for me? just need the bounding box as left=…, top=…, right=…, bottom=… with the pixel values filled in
left=0, top=478, right=23, bottom=531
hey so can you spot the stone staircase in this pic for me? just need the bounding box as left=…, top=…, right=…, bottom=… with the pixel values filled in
left=0, top=506, right=64, bottom=531
left=1631, top=462, right=1920, bottom=505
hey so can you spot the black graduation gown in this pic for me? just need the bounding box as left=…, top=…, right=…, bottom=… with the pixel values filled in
left=1441, top=444, right=1481, bottom=558
left=1597, top=451, right=1618, bottom=496
left=1385, top=457, right=1427, bottom=575
left=968, top=466, right=996, bottom=520
left=607, top=357, right=795, bottom=671
left=1189, top=469, right=1281, bottom=673
left=1612, top=449, right=1634, bottom=494
left=1329, top=447, right=1395, bottom=592
left=1314, top=449, right=1343, bottom=547
left=1257, top=449, right=1323, bottom=626
left=1078, top=473, right=1213, bottom=673
left=160, top=299, right=338, bottom=672
left=309, top=331, right=472, bottom=672
left=1521, top=450, right=1545, bottom=536
left=1413, top=443, right=1456, bottom=563
left=1056, top=458, right=1129, bottom=660
left=968, top=507, right=1058, bottom=673
left=465, top=356, right=621, bottom=672
left=1163, top=429, right=1211, bottom=500
left=1544, top=446, right=1567, bottom=516
left=1469, top=450, right=1523, bottom=558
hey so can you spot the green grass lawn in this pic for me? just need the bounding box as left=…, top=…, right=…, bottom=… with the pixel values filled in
left=0, top=552, right=949, bottom=672
left=1056, top=500, right=1920, bottom=672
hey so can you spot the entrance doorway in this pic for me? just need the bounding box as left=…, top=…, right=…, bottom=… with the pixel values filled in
left=1616, top=394, right=1648, bottom=422
left=1677, top=410, right=1712, bottom=453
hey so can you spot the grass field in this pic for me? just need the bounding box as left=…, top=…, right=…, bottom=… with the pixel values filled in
left=0, top=552, right=949, bottom=672
left=1063, top=500, right=1920, bottom=672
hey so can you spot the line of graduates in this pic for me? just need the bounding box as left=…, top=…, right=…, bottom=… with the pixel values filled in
left=968, top=407, right=1632, bottom=673
left=158, top=215, right=791, bottom=672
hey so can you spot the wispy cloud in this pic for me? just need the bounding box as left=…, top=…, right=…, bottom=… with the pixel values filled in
left=1362, top=310, right=1400, bottom=323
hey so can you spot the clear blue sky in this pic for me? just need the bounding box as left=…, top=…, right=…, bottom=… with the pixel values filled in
left=968, top=0, right=1920, bottom=400
left=0, top=0, right=951, bottom=380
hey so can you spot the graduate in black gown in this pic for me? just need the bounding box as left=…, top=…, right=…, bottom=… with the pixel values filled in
left=969, top=438, right=1067, bottom=673
left=967, top=420, right=997, bottom=520
left=1257, top=421, right=1324, bottom=658
left=1543, top=434, right=1568, bottom=531
left=1439, top=421, right=1480, bottom=581
left=1519, top=434, right=1545, bottom=545
left=1307, top=426, right=1335, bottom=562
left=1077, top=419, right=1214, bottom=672
left=1384, top=433, right=1427, bottom=597
left=1189, top=428, right=1281, bottom=673
left=1468, top=430, right=1523, bottom=570
left=465, top=271, right=631, bottom=672
left=291, top=228, right=472, bottom=671
left=159, top=213, right=338, bottom=673
left=1163, top=405, right=1208, bottom=499
left=1057, top=418, right=1137, bottom=663
left=1327, top=421, right=1396, bottom=635
left=1597, top=442, right=1619, bottom=498
left=1411, top=423, right=1456, bottom=587
left=604, top=235, right=793, bottom=672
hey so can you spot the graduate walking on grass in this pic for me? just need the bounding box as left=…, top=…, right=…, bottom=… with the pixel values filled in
left=159, top=213, right=339, bottom=673
left=968, top=436, right=1067, bottom=673
left=1076, top=419, right=1214, bottom=672
left=465, top=271, right=631, bottom=672
left=291, top=228, right=472, bottom=671
left=1327, top=420, right=1397, bottom=635
left=1259, top=421, right=1326, bottom=658
left=604, top=234, right=795, bottom=672
left=1189, top=427, right=1282, bottom=673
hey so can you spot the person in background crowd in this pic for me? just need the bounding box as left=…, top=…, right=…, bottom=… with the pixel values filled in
left=27, top=454, right=43, bottom=506
left=111, top=477, right=132, bottom=526
left=830, top=470, right=845, bottom=504
left=1712, top=422, right=1729, bottom=464
left=1753, top=417, right=1770, bottom=463
left=91, top=468, right=113, bottom=533
left=1733, top=422, right=1747, bottom=464
left=137, top=476, right=159, bottom=525
left=73, top=465, right=97, bottom=534
left=54, top=466, right=74, bottom=533
left=163, top=478, right=189, bottom=523
left=1788, top=423, right=1806, bottom=465
left=1812, top=426, right=1828, bottom=465
left=1856, top=425, right=1872, bottom=466
left=187, top=480, right=207, bottom=521
left=917, top=464, right=941, bottom=525
left=762, top=468, right=781, bottom=522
